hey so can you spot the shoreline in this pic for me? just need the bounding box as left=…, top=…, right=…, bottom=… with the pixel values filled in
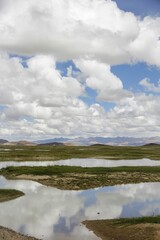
left=0, top=226, right=40, bottom=240
left=3, top=171, right=160, bottom=190
left=83, top=219, right=160, bottom=240
left=1, top=171, right=160, bottom=240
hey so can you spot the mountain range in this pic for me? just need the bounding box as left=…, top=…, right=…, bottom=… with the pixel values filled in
left=36, top=136, right=160, bottom=146
left=0, top=136, right=160, bottom=146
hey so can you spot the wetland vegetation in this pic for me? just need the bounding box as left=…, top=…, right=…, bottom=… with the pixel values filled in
left=2, top=165, right=160, bottom=189
left=83, top=216, right=160, bottom=240
left=1, top=144, right=160, bottom=239
left=0, top=144, right=160, bottom=161
left=0, top=226, right=40, bottom=240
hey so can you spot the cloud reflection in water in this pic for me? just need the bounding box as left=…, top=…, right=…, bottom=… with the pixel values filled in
left=0, top=158, right=160, bottom=170
left=0, top=176, right=160, bottom=239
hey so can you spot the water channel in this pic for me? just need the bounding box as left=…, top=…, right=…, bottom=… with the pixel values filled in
left=1, top=176, right=160, bottom=239
left=0, top=158, right=160, bottom=169
left=0, top=158, right=160, bottom=239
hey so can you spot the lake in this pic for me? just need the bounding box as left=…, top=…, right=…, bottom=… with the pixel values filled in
left=0, top=158, right=160, bottom=169
left=1, top=175, right=160, bottom=239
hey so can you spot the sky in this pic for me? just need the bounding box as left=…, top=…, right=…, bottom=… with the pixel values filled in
left=0, top=0, right=160, bottom=141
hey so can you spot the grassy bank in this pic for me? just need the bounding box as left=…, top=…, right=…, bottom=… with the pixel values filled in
left=83, top=216, right=160, bottom=240
left=113, top=216, right=160, bottom=225
left=2, top=165, right=160, bottom=189
left=0, top=144, right=160, bottom=161
left=2, top=165, right=160, bottom=175
left=0, top=189, right=24, bottom=202
left=0, top=226, right=40, bottom=240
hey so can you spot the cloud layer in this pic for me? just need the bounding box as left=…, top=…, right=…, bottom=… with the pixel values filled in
left=0, top=0, right=160, bottom=140
left=0, top=53, right=160, bottom=140
left=0, top=0, right=160, bottom=66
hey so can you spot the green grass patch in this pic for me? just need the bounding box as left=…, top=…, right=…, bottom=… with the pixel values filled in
left=0, top=144, right=160, bottom=161
left=2, top=165, right=160, bottom=176
left=113, top=215, right=160, bottom=225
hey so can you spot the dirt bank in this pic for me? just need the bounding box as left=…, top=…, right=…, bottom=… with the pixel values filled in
left=83, top=220, right=160, bottom=240
left=14, top=171, right=160, bottom=190
left=0, top=226, right=40, bottom=240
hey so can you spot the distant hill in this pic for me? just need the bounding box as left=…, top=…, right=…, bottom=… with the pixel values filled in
left=91, top=144, right=107, bottom=147
left=142, top=143, right=160, bottom=147
left=0, top=139, right=8, bottom=144
left=1, top=136, right=160, bottom=147
left=35, top=136, right=160, bottom=146
left=35, top=138, right=69, bottom=144
left=4, top=141, right=36, bottom=146
left=39, top=142, right=65, bottom=146
left=15, top=141, right=36, bottom=146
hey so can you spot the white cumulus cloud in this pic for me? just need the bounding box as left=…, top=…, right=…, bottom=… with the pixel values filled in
left=0, top=0, right=140, bottom=65
left=75, top=59, right=132, bottom=101
left=140, top=78, right=160, bottom=93
left=0, top=0, right=160, bottom=140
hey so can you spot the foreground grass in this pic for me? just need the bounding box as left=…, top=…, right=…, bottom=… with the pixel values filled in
left=0, top=226, right=40, bottom=240
left=113, top=216, right=160, bottom=225
left=2, top=165, right=160, bottom=175
left=2, top=165, right=160, bottom=189
left=0, top=189, right=24, bottom=202
left=83, top=216, right=160, bottom=240
left=0, top=144, right=160, bottom=161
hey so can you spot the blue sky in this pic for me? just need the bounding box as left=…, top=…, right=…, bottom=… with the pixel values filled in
left=112, top=63, right=160, bottom=93
left=114, top=0, right=160, bottom=17
left=56, top=59, right=160, bottom=111
left=57, top=0, right=160, bottom=109
left=0, top=0, right=160, bottom=140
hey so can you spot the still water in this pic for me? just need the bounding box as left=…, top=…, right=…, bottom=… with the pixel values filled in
left=0, top=176, right=160, bottom=240
left=0, top=158, right=160, bottom=169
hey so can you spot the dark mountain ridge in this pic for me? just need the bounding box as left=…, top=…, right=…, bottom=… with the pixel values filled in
left=0, top=139, right=8, bottom=144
